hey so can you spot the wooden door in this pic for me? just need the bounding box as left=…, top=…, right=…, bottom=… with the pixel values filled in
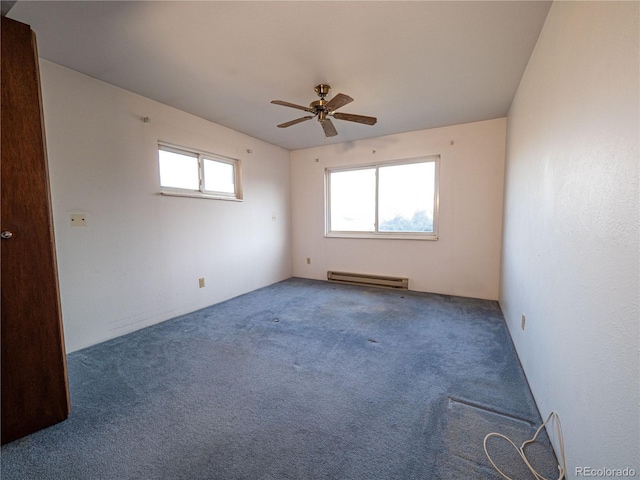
left=1, top=15, right=70, bottom=445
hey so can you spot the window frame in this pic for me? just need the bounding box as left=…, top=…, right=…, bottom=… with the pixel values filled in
left=325, top=155, right=439, bottom=240
left=158, top=142, right=243, bottom=201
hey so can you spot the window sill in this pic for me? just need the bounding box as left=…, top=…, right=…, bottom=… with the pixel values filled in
left=159, top=191, right=243, bottom=202
left=325, top=232, right=438, bottom=241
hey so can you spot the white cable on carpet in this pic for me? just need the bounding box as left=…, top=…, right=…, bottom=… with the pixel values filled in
left=483, top=411, right=566, bottom=480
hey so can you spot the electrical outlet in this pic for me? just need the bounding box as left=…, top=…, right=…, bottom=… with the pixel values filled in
left=306, top=258, right=311, bottom=265
left=199, top=278, right=205, bottom=288
left=70, top=213, right=86, bottom=226
left=521, top=314, right=526, bottom=331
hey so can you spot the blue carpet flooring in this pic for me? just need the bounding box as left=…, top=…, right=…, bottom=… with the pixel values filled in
left=1, top=278, right=558, bottom=479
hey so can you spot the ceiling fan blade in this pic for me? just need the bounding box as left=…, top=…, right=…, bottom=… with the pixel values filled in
left=320, top=118, right=338, bottom=137
left=324, top=93, right=353, bottom=112
left=277, top=116, right=314, bottom=128
left=333, top=112, right=377, bottom=126
left=271, top=100, right=314, bottom=113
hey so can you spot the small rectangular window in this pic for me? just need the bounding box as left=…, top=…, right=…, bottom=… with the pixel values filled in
left=158, top=143, right=242, bottom=200
left=159, top=148, right=199, bottom=190
left=326, top=156, right=439, bottom=240
left=203, top=158, right=235, bottom=194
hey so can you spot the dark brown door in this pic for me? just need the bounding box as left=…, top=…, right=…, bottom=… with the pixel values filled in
left=1, top=16, right=70, bottom=445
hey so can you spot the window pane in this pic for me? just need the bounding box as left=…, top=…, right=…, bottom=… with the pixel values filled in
left=378, top=162, right=435, bottom=232
left=159, top=149, right=199, bottom=190
left=330, top=168, right=376, bottom=232
left=203, top=159, right=235, bottom=194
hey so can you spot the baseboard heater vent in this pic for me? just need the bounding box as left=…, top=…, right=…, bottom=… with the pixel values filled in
left=327, top=271, right=409, bottom=290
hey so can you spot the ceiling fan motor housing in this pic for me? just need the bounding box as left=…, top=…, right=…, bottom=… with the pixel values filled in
left=310, top=99, right=328, bottom=117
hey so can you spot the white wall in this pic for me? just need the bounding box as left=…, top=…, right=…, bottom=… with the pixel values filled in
left=40, top=60, right=292, bottom=353
left=501, top=2, right=639, bottom=475
left=291, top=118, right=506, bottom=300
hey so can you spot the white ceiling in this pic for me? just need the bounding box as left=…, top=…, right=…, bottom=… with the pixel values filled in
left=8, top=1, right=551, bottom=151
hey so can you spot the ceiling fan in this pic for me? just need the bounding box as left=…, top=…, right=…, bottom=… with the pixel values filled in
left=271, top=84, right=377, bottom=138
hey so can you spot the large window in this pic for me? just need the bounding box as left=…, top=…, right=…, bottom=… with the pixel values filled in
left=158, top=143, right=242, bottom=200
left=326, top=156, right=439, bottom=239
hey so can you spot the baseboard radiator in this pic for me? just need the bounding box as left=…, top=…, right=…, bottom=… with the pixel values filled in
left=327, top=271, right=409, bottom=290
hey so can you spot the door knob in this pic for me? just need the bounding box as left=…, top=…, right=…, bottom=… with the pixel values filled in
left=1, top=230, right=13, bottom=239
